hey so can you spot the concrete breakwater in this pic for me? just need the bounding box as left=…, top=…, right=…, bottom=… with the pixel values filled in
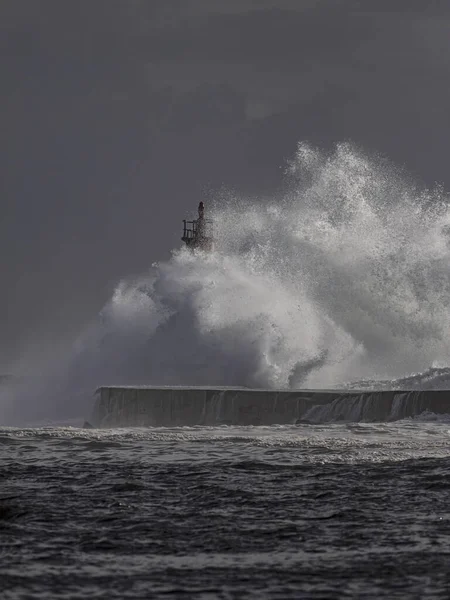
left=90, top=386, right=450, bottom=427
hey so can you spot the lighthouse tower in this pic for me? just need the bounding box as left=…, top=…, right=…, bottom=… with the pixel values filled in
left=181, top=202, right=214, bottom=251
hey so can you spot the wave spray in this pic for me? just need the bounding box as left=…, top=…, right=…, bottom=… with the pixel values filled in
left=4, top=142, right=450, bottom=423
left=72, top=142, right=450, bottom=392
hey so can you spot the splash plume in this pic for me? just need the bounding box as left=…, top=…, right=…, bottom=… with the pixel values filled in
left=3, top=141, right=450, bottom=423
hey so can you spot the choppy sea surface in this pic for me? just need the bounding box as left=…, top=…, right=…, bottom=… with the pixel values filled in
left=2, top=418, right=450, bottom=599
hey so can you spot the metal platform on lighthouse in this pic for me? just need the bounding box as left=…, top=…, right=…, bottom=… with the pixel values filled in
left=182, top=201, right=214, bottom=251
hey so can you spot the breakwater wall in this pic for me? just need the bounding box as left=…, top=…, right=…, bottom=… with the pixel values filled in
left=90, top=386, right=450, bottom=427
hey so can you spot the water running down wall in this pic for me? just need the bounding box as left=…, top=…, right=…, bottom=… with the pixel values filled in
left=91, top=386, right=450, bottom=427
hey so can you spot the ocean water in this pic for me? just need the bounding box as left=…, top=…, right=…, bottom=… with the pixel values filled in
left=2, top=419, right=450, bottom=599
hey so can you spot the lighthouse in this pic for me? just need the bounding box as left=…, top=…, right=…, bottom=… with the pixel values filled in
left=182, top=202, right=214, bottom=251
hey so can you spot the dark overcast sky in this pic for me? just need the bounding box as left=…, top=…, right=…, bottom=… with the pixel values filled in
left=2, top=0, right=450, bottom=370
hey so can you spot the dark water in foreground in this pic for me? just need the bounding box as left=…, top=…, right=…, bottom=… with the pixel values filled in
left=2, top=421, right=450, bottom=599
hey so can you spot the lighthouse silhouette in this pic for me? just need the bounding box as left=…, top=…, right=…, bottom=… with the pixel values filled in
left=181, top=202, right=214, bottom=251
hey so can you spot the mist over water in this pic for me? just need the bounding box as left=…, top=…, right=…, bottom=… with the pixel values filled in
left=3, top=142, right=450, bottom=423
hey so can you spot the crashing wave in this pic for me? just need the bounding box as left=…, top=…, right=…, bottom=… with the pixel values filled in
left=3, top=141, right=450, bottom=424
left=72, top=142, right=450, bottom=394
